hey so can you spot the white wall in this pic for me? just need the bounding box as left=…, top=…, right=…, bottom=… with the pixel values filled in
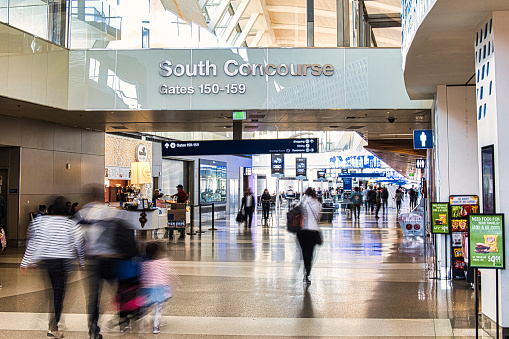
left=476, top=11, right=509, bottom=327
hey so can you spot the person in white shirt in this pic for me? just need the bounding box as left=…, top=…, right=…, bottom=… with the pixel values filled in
left=296, top=187, right=322, bottom=284
left=21, top=196, right=84, bottom=339
left=362, top=187, right=369, bottom=211
left=241, top=188, right=256, bottom=228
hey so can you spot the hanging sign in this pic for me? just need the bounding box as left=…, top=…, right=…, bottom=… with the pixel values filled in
left=271, top=154, right=284, bottom=177
left=295, top=158, right=307, bottom=179
left=431, top=202, right=450, bottom=234
left=468, top=214, right=505, bottom=269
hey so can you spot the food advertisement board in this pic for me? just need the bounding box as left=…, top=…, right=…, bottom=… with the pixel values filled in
left=449, top=195, right=479, bottom=279
left=431, top=202, right=449, bottom=234
left=468, top=214, right=505, bottom=269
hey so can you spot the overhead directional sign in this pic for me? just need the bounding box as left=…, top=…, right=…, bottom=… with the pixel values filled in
left=162, top=138, right=318, bottom=156
left=413, top=130, right=433, bottom=149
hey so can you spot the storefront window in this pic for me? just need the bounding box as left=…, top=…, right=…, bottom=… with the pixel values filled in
left=199, top=159, right=226, bottom=203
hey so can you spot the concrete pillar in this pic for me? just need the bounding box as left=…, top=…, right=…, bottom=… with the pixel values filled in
left=307, top=0, right=314, bottom=47
left=475, top=11, right=509, bottom=336
left=432, top=85, right=478, bottom=275
left=233, top=120, right=242, bottom=140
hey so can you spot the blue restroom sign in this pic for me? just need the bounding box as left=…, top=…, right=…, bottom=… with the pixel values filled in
left=413, top=130, right=433, bottom=149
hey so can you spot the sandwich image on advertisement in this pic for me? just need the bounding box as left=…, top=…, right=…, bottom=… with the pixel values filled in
left=475, top=235, right=498, bottom=253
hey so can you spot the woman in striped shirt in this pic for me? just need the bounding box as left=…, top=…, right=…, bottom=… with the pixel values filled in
left=21, top=196, right=84, bottom=339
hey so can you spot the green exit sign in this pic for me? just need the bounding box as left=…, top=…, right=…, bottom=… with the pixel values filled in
left=409, top=173, right=414, bottom=177
left=233, top=111, right=246, bottom=120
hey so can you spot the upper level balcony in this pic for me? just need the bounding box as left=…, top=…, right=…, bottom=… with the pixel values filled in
left=401, top=0, right=509, bottom=99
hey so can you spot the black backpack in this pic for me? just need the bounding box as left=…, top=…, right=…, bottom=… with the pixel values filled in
left=287, top=205, right=304, bottom=233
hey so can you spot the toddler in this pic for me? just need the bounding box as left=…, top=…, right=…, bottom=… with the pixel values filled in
left=141, top=241, right=181, bottom=334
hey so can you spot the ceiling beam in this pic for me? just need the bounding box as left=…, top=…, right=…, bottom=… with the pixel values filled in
left=223, top=0, right=252, bottom=42
left=233, top=12, right=260, bottom=46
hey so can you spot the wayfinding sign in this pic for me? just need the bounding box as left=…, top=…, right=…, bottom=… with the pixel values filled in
left=413, top=130, right=433, bottom=149
left=162, top=138, right=318, bottom=156
left=296, top=158, right=307, bottom=179
left=431, top=202, right=450, bottom=234
left=468, top=214, right=505, bottom=269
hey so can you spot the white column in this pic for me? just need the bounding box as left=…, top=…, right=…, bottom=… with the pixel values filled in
left=475, top=11, right=509, bottom=331
left=432, top=85, right=479, bottom=273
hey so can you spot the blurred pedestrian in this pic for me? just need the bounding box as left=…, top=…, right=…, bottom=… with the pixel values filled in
left=141, top=242, right=181, bottom=334
left=80, top=185, right=137, bottom=339
left=362, top=187, right=369, bottom=211
left=241, top=188, right=255, bottom=228
left=261, top=189, right=271, bottom=226
left=395, top=188, right=403, bottom=214
left=375, top=187, right=382, bottom=219
left=35, top=205, right=47, bottom=218
left=381, top=186, right=389, bottom=214
left=65, top=201, right=72, bottom=216
left=20, top=196, right=84, bottom=339
left=116, top=255, right=144, bottom=333
left=350, top=187, right=363, bottom=220
left=71, top=202, right=82, bottom=221
left=296, top=187, right=322, bottom=284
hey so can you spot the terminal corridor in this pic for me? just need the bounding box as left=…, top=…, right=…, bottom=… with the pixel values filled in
left=0, top=205, right=476, bottom=338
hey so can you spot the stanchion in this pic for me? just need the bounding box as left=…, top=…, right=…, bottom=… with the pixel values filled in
left=197, top=204, right=205, bottom=234
left=474, top=269, right=479, bottom=339
left=187, top=205, right=196, bottom=236
left=209, top=202, right=217, bottom=231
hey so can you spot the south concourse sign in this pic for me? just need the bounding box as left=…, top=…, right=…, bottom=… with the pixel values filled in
left=431, top=202, right=450, bottom=234
left=468, top=214, right=505, bottom=269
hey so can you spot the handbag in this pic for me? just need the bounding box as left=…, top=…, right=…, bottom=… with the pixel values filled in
left=236, top=211, right=245, bottom=223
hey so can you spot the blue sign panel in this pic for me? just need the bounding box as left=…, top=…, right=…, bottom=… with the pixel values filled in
left=343, top=177, right=353, bottom=191
left=337, top=173, right=386, bottom=178
left=163, top=138, right=318, bottom=156
left=271, top=154, right=284, bottom=177
left=413, top=130, right=433, bottom=149
left=329, top=155, right=381, bottom=169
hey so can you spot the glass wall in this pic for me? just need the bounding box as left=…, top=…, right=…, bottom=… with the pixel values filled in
left=162, top=158, right=185, bottom=198
left=199, top=159, right=227, bottom=203
left=0, top=0, right=401, bottom=49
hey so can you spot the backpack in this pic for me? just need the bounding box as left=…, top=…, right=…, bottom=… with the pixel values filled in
left=0, top=227, right=6, bottom=251
left=352, top=194, right=361, bottom=204
left=287, top=205, right=304, bottom=233
left=113, top=218, right=138, bottom=260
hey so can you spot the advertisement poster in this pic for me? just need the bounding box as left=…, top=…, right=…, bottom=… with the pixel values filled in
left=317, top=168, right=326, bottom=181
left=431, top=202, right=450, bottom=234
left=449, top=195, right=479, bottom=279
left=468, top=214, right=505, bottom=269
left=271, top=154, right=284, bottom=177
left=296, top=158, right=307, bottom=179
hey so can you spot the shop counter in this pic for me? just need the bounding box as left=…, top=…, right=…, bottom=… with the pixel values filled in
left=120, top=207, right=168, bottom=230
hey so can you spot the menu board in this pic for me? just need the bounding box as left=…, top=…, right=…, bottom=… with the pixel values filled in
left=468, top=214, right=505, bottom=269
left=431, top=202, right=450, bottom=234
left=449, top=195, right=479, bottom=279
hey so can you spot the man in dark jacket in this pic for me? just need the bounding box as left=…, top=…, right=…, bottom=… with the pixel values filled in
left=368, top=186, right=376, bottom=213
left=381, top=187, right=389, bottom=214
left=241, top=188, right=256, bottom=228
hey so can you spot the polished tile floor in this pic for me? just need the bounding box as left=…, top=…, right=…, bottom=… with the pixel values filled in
left=0, top=202, right=482, bottom=338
